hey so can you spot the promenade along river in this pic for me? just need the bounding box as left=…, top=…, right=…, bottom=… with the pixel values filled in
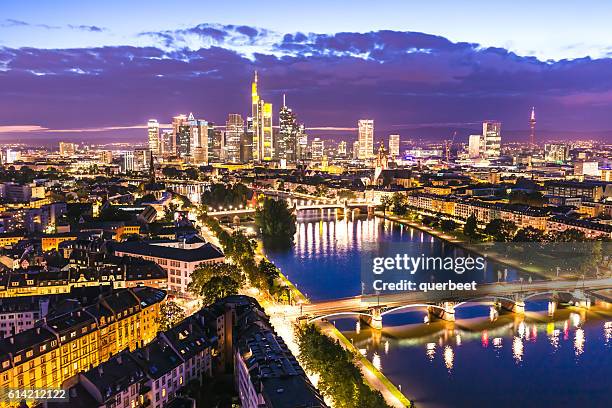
left=265, top=214, right=612, bottom=408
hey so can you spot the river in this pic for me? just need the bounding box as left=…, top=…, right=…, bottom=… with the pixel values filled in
left=265, top=214, right=612, bottom=408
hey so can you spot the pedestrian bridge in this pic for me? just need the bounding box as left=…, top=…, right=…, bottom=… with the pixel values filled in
left=301, top=277, right=612, bottom=329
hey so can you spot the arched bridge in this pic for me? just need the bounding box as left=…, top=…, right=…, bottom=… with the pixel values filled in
left=301, top=277, right=612, bottom=329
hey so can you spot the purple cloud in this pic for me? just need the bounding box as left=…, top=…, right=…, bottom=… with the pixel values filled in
left=1, top=26, right=612, bottom=143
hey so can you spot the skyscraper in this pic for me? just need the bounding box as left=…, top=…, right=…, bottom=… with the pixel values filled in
left=191, top=118, right=209, bottom=165
left=311, top=138, right=324, bottom=160
left=161, top=130, right=174, bottom=156
left=147, top=119, right=160, bottom=155
left=482, top=120, right=501, bottom=158
left=241, top=117, right=254, bottom=163
left=251, top=71, right=274, bottom=162
left=278, top=95, right=299, bottom=163
left=59, top=142, right=76, bottom=157
left=529, top=107, right=536, bottom=146
left=358, top=120, right=374, bottom=159
left=296, top=125, right=308, bottom=161
left=225, top=114, right=244, bottom=163
left=171, top=114, right=188, bottom=155
left=388, top=134, right=400, bottom=157
left=468, top=134, right=481, bottom=159
left=176, top=124, right=191, bottom=159
left=352, top=141, right=360, bottom=159
left=338, top=141, right=347, bottom=156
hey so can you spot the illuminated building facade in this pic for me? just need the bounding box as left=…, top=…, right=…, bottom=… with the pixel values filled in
left=225, top=114, right=244, bottom=163
left=251, top=72, right=273, bottom=162
left=482, top=120, right=501, bottom=158
left=0, top=287, right=165, bottom=396
left=147, top=119, right=161, bottom=156
left=278, top=95, right=299, bottom=163
left=388, top=134, right=400, bottom=157
left=358, top=119, right=374, bottom=159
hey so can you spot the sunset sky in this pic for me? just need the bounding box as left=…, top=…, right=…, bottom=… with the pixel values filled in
left=2, top=0, right=612, bottom=143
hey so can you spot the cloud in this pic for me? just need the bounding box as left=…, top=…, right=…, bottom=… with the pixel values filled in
left=1, top=19, right=106, bottom=32
left=1, top=25, right=612, bottom=142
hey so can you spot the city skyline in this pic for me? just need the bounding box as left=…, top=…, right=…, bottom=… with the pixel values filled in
left=2, top=4, right=612, bottom=143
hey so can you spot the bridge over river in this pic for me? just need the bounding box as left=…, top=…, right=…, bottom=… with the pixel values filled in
left=301, top=277, right=612, bottom=329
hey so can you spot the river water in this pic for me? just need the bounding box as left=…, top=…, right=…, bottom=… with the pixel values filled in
left=266, top=215, right=612, bottom=408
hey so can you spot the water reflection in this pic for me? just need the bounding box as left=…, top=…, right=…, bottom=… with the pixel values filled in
left=443, top=345, right=454, bottom=371
left=512, top=337, right=523, bottom=363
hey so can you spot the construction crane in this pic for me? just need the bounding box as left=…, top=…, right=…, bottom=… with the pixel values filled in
left=445, top=131, right=457, bottom=162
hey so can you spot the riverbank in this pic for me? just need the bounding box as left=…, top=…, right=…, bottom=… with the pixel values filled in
left=376, top=211, right=553, bottom=280
left=317, top=320, right=413, bottom=408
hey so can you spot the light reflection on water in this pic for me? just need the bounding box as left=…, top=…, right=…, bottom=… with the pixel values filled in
left=267, top=215, right=612, bottom=408
left=339, top=309, right=612, bottom=408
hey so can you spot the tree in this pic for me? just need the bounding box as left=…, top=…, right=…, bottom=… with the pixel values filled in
left=390, top=193, right=408, bottom=216
left=484, top=219, right=517, bottom=242
left=199, top=276, right=239, bottom=305
left=380, top=196, right=392, bottom=216
left=296, top=324, right=392, bottom=408
left=162, top=202, right=179, bottom=222
left=513, top=227, right=545, bottom=242
left=201, top=183, right=251, bottom=209
left=464, top=214, right=478, bottom=238
left=255, top=198, right=296, bottom=249
left=440, top=219, right=458, bottom=232
left=156, top=300, right=186, bottom=331
left=188, top=263, right=243, bottom=298
left=547, top=228, right=589, bottom=242
left=315, top=184, right=329, bottom=197
left=421, top=215, right=439, bottom=227
left=294, top=185, right=309, bottom=195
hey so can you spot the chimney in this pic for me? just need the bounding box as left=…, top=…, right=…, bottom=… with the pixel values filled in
left=143, top=347, right=150, bottom=361
left=117, top=354, right=122, bottom=365
left=98, top=366, right=103, bottom=376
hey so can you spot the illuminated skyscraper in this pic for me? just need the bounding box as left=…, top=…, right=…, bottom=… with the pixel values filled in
left=296, top=125, right=308, bottom=161
left=241, top=116, right=254, bottom=163
left=59, top=142, right=76, bottom=157
left=278, top=94, right=299, bottom=163
left=544, top=143, right=569, bottom=163
left=388, top=134, right=400, bottom=157
left=251, top=71, right=273, bottom=162
left=147, top=119, right=161, bottom=155
left=161, top=130, right=174, bottom=156
left=352, top=141, right=360, bottom=159
left=311, top=138, right=324, bottom=160
left=358, top=119, right=374, bottom=159
left=176, top=124, right=191, bottom=159
left=468, top=134, right=481, bottom=159
left=482, top=120, right=501, bottom=158
left=529, top=107, right=536, bottom=146
left=187, top=114, right=209, bottom=165
left=338, top=141, right=347, bottom=156
left=225, top=113, right=244, bottom=163
left=170, top=114, right=188, bottom=156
